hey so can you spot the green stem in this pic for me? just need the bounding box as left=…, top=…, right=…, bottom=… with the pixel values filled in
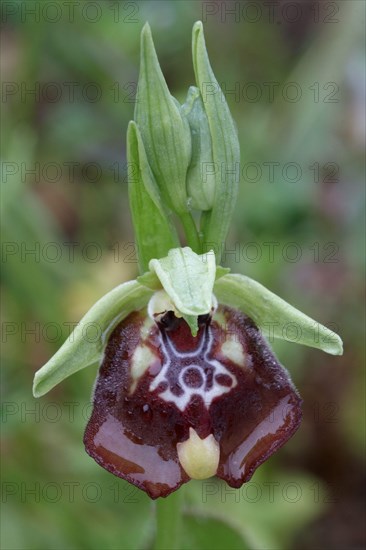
left=153, top=489, right=184, bottom=550
left=181, top=212, right=201, bottom=253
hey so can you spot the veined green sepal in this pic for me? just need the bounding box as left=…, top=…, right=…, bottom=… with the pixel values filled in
left=149, top=247, right=216, bottom=336
left=214, top=273, right=343, bottom=355
left=137, top=262, right=230, bottom=290
left=33, top=281, right=154, bottom=397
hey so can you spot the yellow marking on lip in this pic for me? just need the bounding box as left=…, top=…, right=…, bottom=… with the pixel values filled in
left=140, top=316, right=154, bottom=339
left=177, top=428, right=219, bottom=480
left=221, top=338, right=246, bottom=368
left=148, top=290, right=182, bottom=320
left=130, top=344, right=157, bottom=393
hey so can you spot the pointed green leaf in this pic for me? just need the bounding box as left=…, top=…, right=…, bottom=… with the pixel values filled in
left=192, top=21, right=240, bottom=261
left=182, top=86, right=215, bottom=211
left=33, top=281, right=153, bottom=397
left=214, top=274, right=343, bottom=355
left=149, top=247, right=216, bottom=335
left=127, top=121, right=180, bottom=273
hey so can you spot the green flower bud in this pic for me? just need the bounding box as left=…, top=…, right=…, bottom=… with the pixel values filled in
left=135, top=25, right=191, bottom=213
left=182, top=86, right=215, bottom=211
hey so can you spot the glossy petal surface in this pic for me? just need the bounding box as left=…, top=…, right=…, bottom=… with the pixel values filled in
left=84, top=305, right=302, bottom=498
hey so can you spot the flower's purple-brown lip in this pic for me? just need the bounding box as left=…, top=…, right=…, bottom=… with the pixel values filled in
left=84, top=305, right=302, bottom=499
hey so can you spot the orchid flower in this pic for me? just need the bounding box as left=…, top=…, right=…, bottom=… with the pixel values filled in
left=33, top=22, right=343, bottom=500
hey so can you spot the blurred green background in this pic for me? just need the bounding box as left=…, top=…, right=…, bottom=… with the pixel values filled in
left=1, top=1, right=365, bottom=549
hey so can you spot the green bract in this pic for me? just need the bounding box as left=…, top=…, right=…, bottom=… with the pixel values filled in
left=191, top=21, right=240, bottom=258
left=127, top=121, right=180, bottom=273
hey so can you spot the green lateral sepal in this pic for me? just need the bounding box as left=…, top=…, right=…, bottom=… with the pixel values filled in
left=33, top=281, right=154, bottom=397
left=214, top=273, right=343, bottom=355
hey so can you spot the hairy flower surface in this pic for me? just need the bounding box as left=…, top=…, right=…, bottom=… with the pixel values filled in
left=84, top=299, right=302, bottom=498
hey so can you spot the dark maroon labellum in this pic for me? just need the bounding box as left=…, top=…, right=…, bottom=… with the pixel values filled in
left=84, top=305, right=302, bottom=499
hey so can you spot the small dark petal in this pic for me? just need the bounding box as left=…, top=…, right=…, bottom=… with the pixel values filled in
left=157, top=310, right=180, bottom=331
left=197, top=313, right=211, bottom=326
left=84, top=305, right=302, bottom=499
